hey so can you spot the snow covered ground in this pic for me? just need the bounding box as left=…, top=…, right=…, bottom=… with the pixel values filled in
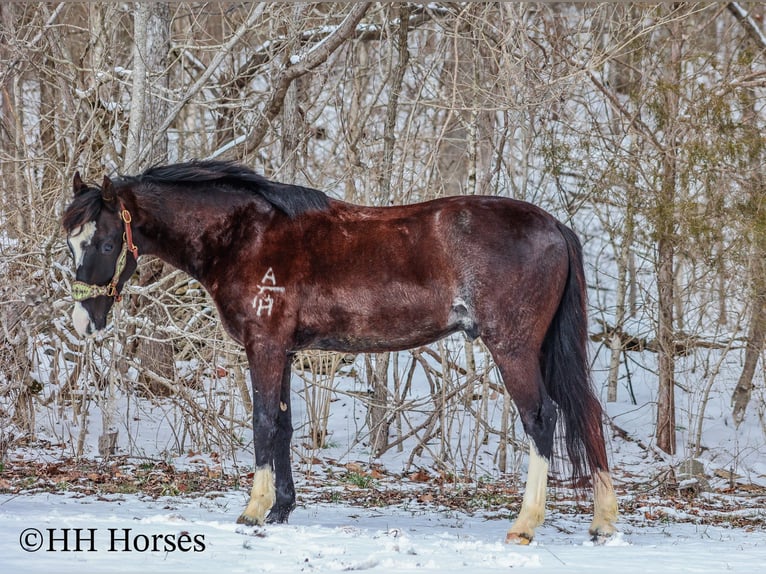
left=6, top=256, right=766, bottom=572
left=1, top=490, right=764, bottom=574
left=3, top=339, right=766, bottom=573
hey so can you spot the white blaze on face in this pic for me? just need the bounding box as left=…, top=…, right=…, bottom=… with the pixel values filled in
left=68, top=221, right=96, bottom=268
left=68, top=221, right=97, bottom=336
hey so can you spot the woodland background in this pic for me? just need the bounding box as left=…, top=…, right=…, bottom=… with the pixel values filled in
left=2, top=2, right=766, bottom=489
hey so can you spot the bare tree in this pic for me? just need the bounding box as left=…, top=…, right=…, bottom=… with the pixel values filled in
left=728, top=3, right=766, bottom=426
left=4, top=1, right=766, bottom=482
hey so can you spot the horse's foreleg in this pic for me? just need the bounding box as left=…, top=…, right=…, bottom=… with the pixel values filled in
left=237, top=348, right=285, bottom=526
left=238, top=464, right=276, bottom=526
left=266, top=356, right=296, bottom=524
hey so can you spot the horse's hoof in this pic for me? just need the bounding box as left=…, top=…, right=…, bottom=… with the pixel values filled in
left=505, top=532, right=533, bottom=545
left=266, top=505, right=295, bottom=524
left=589, top=523, right=617, bottom=545
left=589, top=529, right=618, bottom=545
left=236, top=513, right=263, bottom=526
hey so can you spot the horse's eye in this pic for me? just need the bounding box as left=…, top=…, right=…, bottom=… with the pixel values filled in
left=101, top=242, right=114, bottom=255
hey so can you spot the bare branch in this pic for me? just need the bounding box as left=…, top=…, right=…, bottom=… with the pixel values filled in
left=727, top=2, right=766, bottom=51
left=243, top=3, right=371, bottom=156
left=137, top=4, right=267, bottom=167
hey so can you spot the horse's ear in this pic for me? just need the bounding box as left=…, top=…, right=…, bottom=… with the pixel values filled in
left=73, top=172, right=87, bottom=196
left=101, top=175, right=117, bottom=203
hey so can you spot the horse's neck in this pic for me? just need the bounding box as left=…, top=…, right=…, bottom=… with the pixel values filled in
left=135, top=191, right=267, bottom=283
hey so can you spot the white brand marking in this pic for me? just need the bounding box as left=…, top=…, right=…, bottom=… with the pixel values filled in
left=252, top=267, right=285, bottom=317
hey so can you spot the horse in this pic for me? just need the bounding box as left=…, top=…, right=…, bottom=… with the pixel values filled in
left=62, top=159, right=618, bottom=543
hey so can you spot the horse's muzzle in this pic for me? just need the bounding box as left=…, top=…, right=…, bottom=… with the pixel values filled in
left=72, top=303, right=107, bottom=337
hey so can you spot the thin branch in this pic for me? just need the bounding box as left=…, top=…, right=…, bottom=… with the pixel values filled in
left=727, top=2, right=766, bottom=51
left=0, top=3, right=65, bottom=85
left=243, top=3, right=371, bottom=156
left=137, top=4, right=267, bottom=167
left=585, top=70, right=665, bottom=153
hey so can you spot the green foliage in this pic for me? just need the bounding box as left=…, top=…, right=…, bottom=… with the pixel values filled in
left=342, top=472, right=377, bottom=489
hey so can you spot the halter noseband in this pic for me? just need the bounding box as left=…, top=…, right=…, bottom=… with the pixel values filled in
left=71, top=203, right=139, bottom=303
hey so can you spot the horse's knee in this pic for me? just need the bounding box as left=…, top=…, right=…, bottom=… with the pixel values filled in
left=489, top=350, right=557, bottom=459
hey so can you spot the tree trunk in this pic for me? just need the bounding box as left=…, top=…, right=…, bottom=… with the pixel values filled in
left=655, top=7, right=683, bottom=456
left=435, top=9, right=494, bottom=198
left=366, top=353, right=390, bottom=456
left=731, top=263, right=766, bottom=426
left=656, top=231, right=677, bottom=455
left=115, top=2, right=176, bottom=399
left=607, top=204, right=634, bottom=402
left=731, top=79, right=766, bottom=425
left=379, top=3, right=410, bottom=201
left=145, top=2, right=170, bottom=165
left=364, top=6, right=410, bottom=457
left=281, top=4, right=308, bottom=179
left=0, top=4, right=23, bottom=239
left=123, top=3, right=149, bottom=172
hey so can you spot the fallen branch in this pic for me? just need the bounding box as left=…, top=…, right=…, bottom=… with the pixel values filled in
left=590, top=320, right=743, bottom=356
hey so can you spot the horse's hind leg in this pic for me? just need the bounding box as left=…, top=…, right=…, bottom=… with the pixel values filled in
left=563, top=376, right=617, bottom=540
left=488, top=348, right=557, bottom=544
left=508, top=442, right=552, bottom=544
left=589, top=451, right=618, bottom=541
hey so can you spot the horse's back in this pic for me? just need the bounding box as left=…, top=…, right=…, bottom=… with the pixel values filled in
left=276, top=195, right=569, bottom=352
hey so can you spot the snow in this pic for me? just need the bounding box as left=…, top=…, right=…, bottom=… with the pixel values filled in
left=2, top=491, right=764, bottom=573
left=5, top=329, right=766, bottom=572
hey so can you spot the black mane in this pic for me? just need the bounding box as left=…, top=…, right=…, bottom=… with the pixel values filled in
left=128, top=160, right=331, bottom=218
left=63, top=160, right=331, bottom=232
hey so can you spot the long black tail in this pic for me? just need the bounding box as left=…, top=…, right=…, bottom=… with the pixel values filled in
left=541, top=222, right=609, bottom=482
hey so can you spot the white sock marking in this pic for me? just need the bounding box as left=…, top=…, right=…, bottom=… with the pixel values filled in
left=507, top=444, right=549, bottom=542
left=242, top=466, right=276, bottom=525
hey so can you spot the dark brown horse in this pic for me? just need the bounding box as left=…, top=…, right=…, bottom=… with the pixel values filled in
left=63, top=160, right=617, bottom=543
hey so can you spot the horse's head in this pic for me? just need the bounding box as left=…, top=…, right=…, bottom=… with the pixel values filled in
left=63, top=172, right=139, bottom=336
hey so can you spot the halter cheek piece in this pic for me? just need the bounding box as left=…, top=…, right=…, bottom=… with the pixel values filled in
left=71, top=204, right=139, bottom=303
